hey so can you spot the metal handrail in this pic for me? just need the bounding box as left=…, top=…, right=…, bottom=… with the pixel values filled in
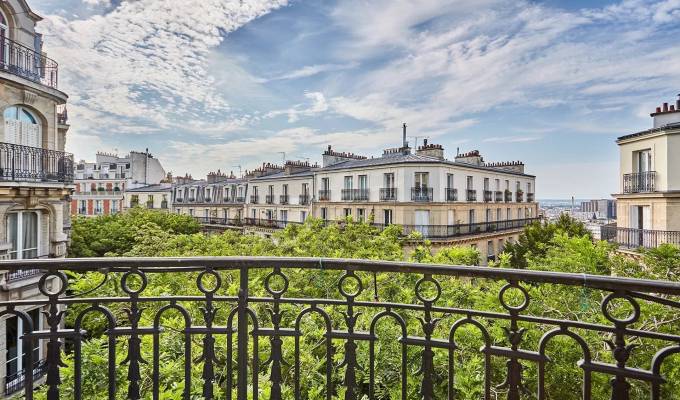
left=0, top=142, right=74, bottom=183
left=0, top=37, right=59, bottom=89
left=623, top=171, right=656, bottom=193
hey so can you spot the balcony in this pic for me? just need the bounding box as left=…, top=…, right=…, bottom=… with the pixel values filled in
left=623, top=171, right=656, bottom=193
left=3, top=268, right=41, bottom=284
left=160, top=201, right=168, bottom=209
left=1, top=256, right=677, bottom=400
left=601, top=225, right=680, bottom=250
left=0, top=37, right=59, bottom=89
left=341, top=189, right=369, bottom=201
left=466, top=189, right=477, bottom=202
left=483, top=190, right=492, bottom=202
left=4, top=359, right=47, bottom=396
left=504, top=190, right=513, bottom=202
left=318, top=190, right=331, bottom=201
left=146, top=201, right=154, bottom=209
left=250, top=195, right=259, bottom=204
left=299, top=194, right=311, bottom=205
left=235, top=196, right=246, bottom=203
left=265, top=195, right=274, bottom=205
left=446, top=188, right=458, bottom=201
left=527, top=193, right=535, bottom=202
left=279, top=194, right=289, bottom=204
left=516, top=191, right=524, bottom=202
left=411, top=186, right=433, bottom=202
left=0, top=142, right=74, bottom=183
left=495, top=190, right=503, bottom=202
left=244, top=218, right=302, bottom=229
left=379, top=187, right=397, bottom=201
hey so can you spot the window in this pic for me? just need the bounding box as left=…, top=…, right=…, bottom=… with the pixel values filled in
left=505, top=180, right=510, bottom=190
left=468, top=209, right=475, bottom=224
left=302, top=183, right=309, bottom=196
left=280, top=210, right=288, bottom=222
left=94, top=200, right=103, bottom=215
left=486, top=208, right=492, bottom=223
left=495, top=179, right=500, bottom=191
left=268, top=185, right=274, bottom=196
left=321, top=178, right=330, bottom=190
left=79, top=200, right=86, bottom=214
left=517, top=208, right=523, bottom=219
left=357, top=208, right=365, bottom=221
left=344, top=208, right=352, bottom=217
left=415, top=172, right=429, bottom=188
left=6, top=309, right=42, bottom=379
left=282, top=184, right=288, bottom=196
left=358, top=175, right=368, bottom=190
left=635, top=149, right=652, bottom=172
left=301, top=211, right=307, bottom=222
left=3, top=106, right=42, bottom=147
left=384, top=209, right=393, bottom=225
left=496, top=208, right=502, bottom=221
left=498, top=238, right=504, bottom=251
left=384, top=173, right=395, bottom=188
left=484, top=178, right=490, bottom=190
left=487, top=241, right=495, bottom=261
left=446, top=173, right=454, bottom=188
left=189, top=209, right=194, bottom=216
left=7, top=212, right=39, bottom=259
left=204, top=209, right=209, bottom=218
left=507, top=208, right=512, bottom=219
left=111, top=200, right=118, bottom=214
left=466, top=176, right=474, bottom=190
left=527, top=182, right=532, bottom=194
left=344, top=176, right=353, bottom=189
left=320, top=207, right=328, bottom=220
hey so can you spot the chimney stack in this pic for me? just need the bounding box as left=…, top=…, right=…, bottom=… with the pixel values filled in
left=677, top=94, right=680, bottom=110
left=402, top=123, right=407, bottom=148
left=663, top=103, right=669, bottom=112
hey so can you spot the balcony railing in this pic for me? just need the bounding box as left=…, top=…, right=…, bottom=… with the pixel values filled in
left=3, top=268, right=42, bottom=283
left=411, top=186, right=433, bottom=202
left=250, top=195, right=258, bottom=204
left=495, top=190, right=503, bottom=202
left=505, top=190, right=513, bottom=202
left=318, top=190, right=331, bottom=201
left=0, top=37, right=59, bottom=89
left=279, top=194, right=289, bottom=204
left=527, top=193, right=535, bottom=202
left=193, top=216, right=243, bottom=226
left=623, top=171, right=656, bottom=193
left=1, top=256, right=678, bottom=400
left=466, top=189, right=477, bottom=202
left=299, top=194, right=311, bottom=205
left=235, top=196, right=246, bottom=203
left=243, top=218, right=301, bottom=229
left=265, top=195, right=274, bottom=205
left=375, top=217, right=540, bottom=239
left=160, top=201, right=168, bottom=209
left=483, top=190, right=492, bottom=202
left=341, top=189, right=369, bottom=201
left=516, top=191, right=524, bottom=202
left=0, top=142, right=74, bottom=183
left=379, top=187, right=396, bottom=201
left=601, top=225, right=680, bottom=250
left=446, top=187, right=457, bottom=201
left=4, top=359, right=47, bottom=396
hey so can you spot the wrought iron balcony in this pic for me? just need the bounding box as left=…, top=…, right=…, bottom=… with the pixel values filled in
left=483, top=190, right=493, bottom=202
left=4, top=359, right=47, bottom=396
left=194, top=216, right=242, bottom=226
left=341, top=189, right=369, bottom=201
left=505, top=190, right=513, bottom=202
left=0, top=37, right=59, bottom=89
left=411, top=186, right=433, bottom=202
left=243, top=217, right=301, bottom=229
left=160, top=201, right=168, bottom=209
left=623, top=171, right=656, bottom=193
left=1, top=256, right=678, bottom=400
left=3, top=268, right=42, bottom=284
left=516, top=191, right=524, bottom=202
left=299, top=194, right=311, bottom=205
left=601, top=225, right=680, bottom=250
left=466, top=189, right=477, bottom=202
left=375, top=217, right=540, bottom=239
left=379, top=187, right=396, bottom=201
left=0, top=142, right=74, bottom=183
left=495, top=190, right=503, bottom=202
left=318, top=190, right=331, bottom=201
left=265, top=195, right=274, bottom=205
left=446, top=187, right=458, bottom=201
left=235, top=196, right=246, bottom=203
left=249, top=195, right=258, bottom=204
left=279, top=195, right=289, bottom=204
left=527, top=193, right=535, bottom=202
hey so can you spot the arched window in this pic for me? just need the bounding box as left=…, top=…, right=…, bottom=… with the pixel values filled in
left=0, top=9, right=8, bottom=66
left=3, top=106, right=42, bottom=147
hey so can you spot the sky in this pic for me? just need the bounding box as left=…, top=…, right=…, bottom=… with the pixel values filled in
left=30, top=0, right=680, bottom=199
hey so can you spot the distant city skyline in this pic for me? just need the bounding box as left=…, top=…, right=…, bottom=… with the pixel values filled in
left=32, top=0, right=680, bottom=198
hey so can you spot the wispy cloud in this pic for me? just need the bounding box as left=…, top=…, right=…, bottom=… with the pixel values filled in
left=483, top=136, right=543, bottom=143
left=261, top=62, right=358, bottom=81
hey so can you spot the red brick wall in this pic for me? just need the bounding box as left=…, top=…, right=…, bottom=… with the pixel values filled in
left=71, top=200, right=77, bottom=215
left=87, top=199, right=93, bottom=215
left=104, top=200, right=110, bottom=214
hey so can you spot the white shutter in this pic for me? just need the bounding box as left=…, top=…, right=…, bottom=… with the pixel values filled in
left=4, top=119, right=19, bottom=144
left=20, top=121, right=40, bottom=147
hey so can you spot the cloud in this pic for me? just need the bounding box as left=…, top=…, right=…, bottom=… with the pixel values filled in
left=483, top=136, right=542, bottom=143
left=262, top=62, right=358, bottom=81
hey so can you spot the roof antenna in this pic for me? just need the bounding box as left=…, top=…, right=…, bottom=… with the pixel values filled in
left=402, top=122, right=407, bottom=148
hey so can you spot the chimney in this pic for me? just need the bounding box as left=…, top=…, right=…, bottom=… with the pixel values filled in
left=322, top=146, right=367, bottom=167
left=663, top=103, right=669, bottom=112
left=402, top=123, right=407, bottom=148
left=416, top=141, right=444, bottom=160
left=454, top=150, right=484, bottom=166
left=656, top=107, right=662, bottom=113
left=677, top=94, right=680, bottom=110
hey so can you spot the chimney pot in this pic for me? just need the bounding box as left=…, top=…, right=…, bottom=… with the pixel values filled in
left=663, top=103, right=669, bottom=112
left=656, top=107, right=662, bottom=113
left=671, top=105, right=676, bottom=112
left=423, top=138, right=428, bottom=146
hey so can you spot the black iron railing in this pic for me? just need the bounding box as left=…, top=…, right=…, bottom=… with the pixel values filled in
left=243, top=218, right=301, bottom=229
left=527, top=193, right=535, bottom=202
left=601, top=225, right=680, bottom=249
left=623, top=171, right=656, bottom=193
left=495, top=190, right=503, bottom=202
left=4, top=359, right=47, bottom=395
left=235, top=197, right=246, bottom=203
left=411, top=187, right=433, bottom=202
left=279, top=195, right=289, bottom=204
left=379, top=188, right=396, bottom=201
left=318, top=190, right=331, bottom=201
left=193, top=216, right=242, bottom=226
left=483, top=190, right=492, bottom=202
left=0, top=37, right=59, bottom=89
left=299, top=194, right=311, bottom=205
left=505, top=190, right=513, bottom=202
left=341, top=189, right=369, bottom=201
left=1, top=256, right=678, bottom=400
left=3, top=268, right=42, bottom=283
left=265, top=195, right=274, bottom=205
left=250, top=195, right=258, bottom=204
left=0, top=142, right=74, bottom=183
left=516, top=191, right=524, bottom=202
left=466, top=189, right=477, bottom=202
left=160, top=201, right=168, bottom=209
left=446, top=188, right=457, bottom=201
left=375, top=217, right=540, bottom=239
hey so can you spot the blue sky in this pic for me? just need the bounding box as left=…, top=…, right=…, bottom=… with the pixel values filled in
left=31, top=0, right=680, bottom=198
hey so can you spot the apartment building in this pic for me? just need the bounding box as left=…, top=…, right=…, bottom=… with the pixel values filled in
left=0, top=0, right=72, bottom=395
left=173, top=170, right=247, bottom=222
left=123, top=184, right=172, bottom=211
left=72, top=150, right=166, bottom=217
left=607, top=95, right=680, bottom=249
left=244, top=161, right=314, bottom=231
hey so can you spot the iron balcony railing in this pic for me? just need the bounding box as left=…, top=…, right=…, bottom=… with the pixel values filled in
left=3, top=268, right=42, bottom=283
left=299, top=194, right=311, bottom=205
left=0, top=256, right=678, bottom=400
left=601, top=225, right=680, bottom=250
left=527, top=193, right=535, bottom=202
left=0, top=37, right=59, bottom=89
left=495, top=190, right=503, bottom=202
left=623, top=171, right=656, bottom=193
left=243, top=218, right=301, bottom=229
left=446, top=188, right=457, bottom=201
left=374, top=217, right=540, bottom=239
left=160, top=201, right=168, bottom=209
left=265, top=195, right=274, bottom=205
left=193, top=216, right=243, bottom=226
left=379, top=187, right=396, bottom=201
left=411, top=186, right=433, bottom=202
left=516, top=191, right=524, bottom=202
left=466, top=189, right=477, bottom=202
left=249, top=195, right=258, bottom=204
left=279, top=195, right=289, bottom=204
left=318, top=190, right=331, bottom=201
left=4, top=359, right=47, bottom=396
left=236, top=197, right=246, bottom=203
left=0, top=142, right=74, bottom=183
left=505, top=190, right=513, bottom=202
left=483, top=190, right=492, bottom=202
left=341, top=189, right=369, bottom=201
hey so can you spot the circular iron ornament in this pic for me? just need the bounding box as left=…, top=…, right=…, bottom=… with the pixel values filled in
left=38, top=270, right=68, bottom=297
left=338, top=271, right=363, bottom=298
left=499, top=283, right=530, bottom=312
left=121, top=269, right=148, bottom=295
left=601, top=292, right=640, bottom=325
left=264, top=269, right=289, bottom=297
left=197, top=269, right=222, bottom=295
left=415, top=275, right=442, bottom=303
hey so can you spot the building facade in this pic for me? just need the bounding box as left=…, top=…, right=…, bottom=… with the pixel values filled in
left=0, top=0, right=72, bottom=395
left=172, top=170, right=247, bottom=223
left=72, top=151, right=166, bottom=217
left=608, top=95, right=680, bottom=249
left=123, top=184, right=172, bottom=211
left=580, top=199, right=616, bottom=220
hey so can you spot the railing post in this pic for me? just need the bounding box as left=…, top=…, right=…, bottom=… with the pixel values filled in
left=237, top=266, right=249, bottom=399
